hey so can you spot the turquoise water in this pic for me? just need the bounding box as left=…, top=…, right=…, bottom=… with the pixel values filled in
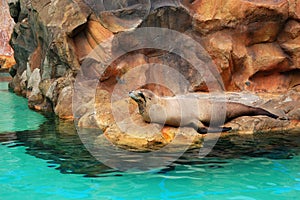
left=0, top=82, right=45, bottom=133
left=0, top=80, right=300, bottom=199
left=1, top=142, right=300, bottom=200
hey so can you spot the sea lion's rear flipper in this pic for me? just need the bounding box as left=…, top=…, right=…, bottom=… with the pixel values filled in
left=226, top=102, right=279, bottom=121
left=196, top=127, right=232, bottom=134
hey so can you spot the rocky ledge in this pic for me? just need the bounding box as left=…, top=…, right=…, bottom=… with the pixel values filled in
left=7, top=0, right=300, bottom=151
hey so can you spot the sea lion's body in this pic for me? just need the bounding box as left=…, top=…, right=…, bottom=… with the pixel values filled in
left=129, top=89, right=279, bottom=133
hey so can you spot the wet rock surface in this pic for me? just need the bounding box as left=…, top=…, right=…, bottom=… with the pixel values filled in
left=7, top=0, right=300, bottom=150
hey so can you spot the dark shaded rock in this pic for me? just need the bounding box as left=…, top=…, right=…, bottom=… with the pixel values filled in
left=8, top=0, right=20, bottom=23
left=9, top=66, right=17, bottom=77
left=141, top=6, right=192, bottom=33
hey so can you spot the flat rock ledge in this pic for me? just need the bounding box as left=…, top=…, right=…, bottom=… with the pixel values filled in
left=76, top=88, right=300, bottom=152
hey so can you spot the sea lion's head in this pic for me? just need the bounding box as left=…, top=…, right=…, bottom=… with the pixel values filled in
left=129, top=89, right=157, bottom=115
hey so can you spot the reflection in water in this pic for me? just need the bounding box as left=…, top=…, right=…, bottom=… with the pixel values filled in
left=1, top=113, right=300, bottom=177
left=1, top=115, right=114, bottom=177
left=0, top=132, right=17, bottom=142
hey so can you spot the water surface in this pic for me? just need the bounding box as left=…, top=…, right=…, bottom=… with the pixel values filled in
left=0, top=82, right=45, bottom=133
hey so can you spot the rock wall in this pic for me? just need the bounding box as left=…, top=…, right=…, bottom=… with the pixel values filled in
left=0, top=0, right=15, bottom=69
left=8, top=0, right=300, bottom=150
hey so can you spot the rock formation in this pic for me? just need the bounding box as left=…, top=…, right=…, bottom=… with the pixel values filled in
left=0, top=0, right=15, bottom=69
left=7, top=0, right=300, bottom=150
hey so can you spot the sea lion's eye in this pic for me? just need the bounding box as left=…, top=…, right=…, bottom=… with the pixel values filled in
left=138, top=92, right=146, bottom=102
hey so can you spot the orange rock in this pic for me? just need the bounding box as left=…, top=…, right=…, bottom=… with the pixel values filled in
left=161, top=127, right=175, bottom=142
left=277, top=20, right=300, bottom=43
left=281, top=36, right=300, bottom=66
left=74, top=32, right=94, bottom=61
left=246, top=43, right=290, bottom=72
left=33, top=105, right=41, bottom=111
left=0, top=0, right=14, bottom=57
left=86, top=20, right=113, bottom=44
left=98, top=3, right=148, bottom=33
left=185, top=0, right=288, bottom=35
left=248, top=72, right=292, bottom=92
left=98, top=53, right=148, bottom=92
left=29, top=44, right=43, bottom=71
left=233, top=43, right=292, bottom=90
left=74, top=19, right=114, bottom=64
left=278, top=20, right=300, bottom=71
left=202, top=31, right=234, bottom=88
left=54, top=86, right=74, bottom=119
left=0, top=55, right=15, bottom=69
left=289, top=0, right=300, bottom=20
left=234, top=21, right=282, bottom=46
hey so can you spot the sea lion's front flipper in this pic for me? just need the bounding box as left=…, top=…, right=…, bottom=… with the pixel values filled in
left=190, top=121, right=232, bottom=134
left=196, top=126, right=232, bottom=134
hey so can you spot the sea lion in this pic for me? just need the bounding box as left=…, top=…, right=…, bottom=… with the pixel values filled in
left=129, top=89, right=279, bottom=134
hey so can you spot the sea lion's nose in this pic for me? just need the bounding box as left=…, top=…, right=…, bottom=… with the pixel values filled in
left=129, top=91, right=135, bottom=99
